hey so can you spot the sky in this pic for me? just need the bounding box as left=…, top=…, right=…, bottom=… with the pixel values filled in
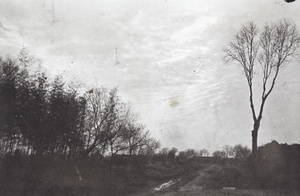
left=0, top=0, right=300, bottom=153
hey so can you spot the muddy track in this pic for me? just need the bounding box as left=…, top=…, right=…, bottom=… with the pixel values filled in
left=178, top=164, right=221, bottom=193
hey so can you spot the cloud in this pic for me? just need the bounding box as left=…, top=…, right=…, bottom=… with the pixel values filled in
left=0, top=0, right=300, bottom=151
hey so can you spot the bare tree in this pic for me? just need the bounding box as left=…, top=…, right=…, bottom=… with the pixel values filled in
left=233, top=144, right=251, bottom=159
left=83, top=87, right=109, bottom=156
left=83, top=87, right=156, bottom=157
left=138, top=137, right=160, bottom=156
left=224, top=19, right=300, bottom=155
left=199, top=149, right=209, bottom=157
left=121, top=107, right=148, bottom=155
left=212, top=150, right=226, bottom=159
left=222, top=145, right=234, bottom=158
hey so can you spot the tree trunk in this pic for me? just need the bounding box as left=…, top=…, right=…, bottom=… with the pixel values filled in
left=251, top=129, right=258, bottom=155
left=251, top=120, right=260, bottom=156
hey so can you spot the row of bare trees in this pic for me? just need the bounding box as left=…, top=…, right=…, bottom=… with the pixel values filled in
left=0, top=51, right=160, bottom=158
left=212, top=144, right=251, bottom=159
left=82, top=87, right=160, bottom=157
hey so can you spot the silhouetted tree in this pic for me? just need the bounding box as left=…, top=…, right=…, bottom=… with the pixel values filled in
left=122, top=123, right=149, bottom=155
left=224, top=19, right=300, bottom=155
left=185, top=148, right=198, bottom=158
left=199, top=149, right=209, bottom=157
left=82, top=87, right=110, bottom=156
left=159, top=147, right=169, bottom=155
left=1, top=52, right=159, bottom=162
left=139, top=137, right=160, bottom=156
left=1, top=53, right=86, bottom=157
left=233, top=144, right=251, bottom=159
left=48, top=77, right=85, bottom=157
left=223, top=145, right=234, bottom=158
left=0, top=57, right=20, bottom=153
left=102, top=88, right=127, bottom=157
left=177, top=148, right=199, bottom=160
left=213, top=150, right=226, bottom=158
left=16, top=68, right=49, bottom=154
left=168, top=147, right=178, bottom=160
left=119, top=108, right=145, bottom=155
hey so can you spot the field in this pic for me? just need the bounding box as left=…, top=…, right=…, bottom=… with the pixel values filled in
left=0, top=149, right=299, bottom=196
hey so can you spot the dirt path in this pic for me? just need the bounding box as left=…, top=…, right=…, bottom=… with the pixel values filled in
left=177, top=164, right=221, bottom=193
left=158, top=164, right=299, bottom=196
left=135, top=164, right=219, bottom=196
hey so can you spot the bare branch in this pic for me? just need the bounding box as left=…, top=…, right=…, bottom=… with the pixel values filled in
left=223, top=21, right=259, bottom=120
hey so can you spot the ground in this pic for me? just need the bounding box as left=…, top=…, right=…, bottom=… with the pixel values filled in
left=0, top=153, right=299, bottom=195
left=135, top=162, right=300, bottom=196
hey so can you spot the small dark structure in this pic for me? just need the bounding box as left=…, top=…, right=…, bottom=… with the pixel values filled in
left=285, top=0, right=296, bottom=3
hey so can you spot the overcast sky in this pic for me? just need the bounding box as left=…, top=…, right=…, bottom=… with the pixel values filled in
left=1, top=0, right=300, bottom=152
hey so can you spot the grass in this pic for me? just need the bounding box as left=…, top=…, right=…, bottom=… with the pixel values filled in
left=1, top=154, right=299, bottom=196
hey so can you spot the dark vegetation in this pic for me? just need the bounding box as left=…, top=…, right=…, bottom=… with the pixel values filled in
left=209, top=141, right=300, bottom=192
left=205, top=141, right=300, bottom=192
left=0, top=51, right=160, bottom=158
left=0, top=51, right=161, bottom=195
left=255, top=141, right=300, bottom=190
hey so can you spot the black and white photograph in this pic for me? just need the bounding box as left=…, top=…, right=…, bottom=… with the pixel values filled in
left=0, top=0, right=299, bottom=195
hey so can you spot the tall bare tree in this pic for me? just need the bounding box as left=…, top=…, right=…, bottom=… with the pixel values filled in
left=83, top=87, right=109, bottom=156
left=224, top=19, right=300, bottom=155
left=120, top=107, right=154, bottom=155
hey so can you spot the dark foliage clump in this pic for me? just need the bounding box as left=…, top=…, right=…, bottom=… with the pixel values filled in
left=256, top=141, right=300, bottom=190
left=0, top=52, right=160, bottom=196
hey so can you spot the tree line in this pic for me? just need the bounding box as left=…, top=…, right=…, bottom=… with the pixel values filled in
left=155, top=145, right=250, bottom=162
left=213, top=144, right=251, bottom=159
left=0, top=51, right=160, bottom=159
left=0, top=50, right=256, bottom=161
